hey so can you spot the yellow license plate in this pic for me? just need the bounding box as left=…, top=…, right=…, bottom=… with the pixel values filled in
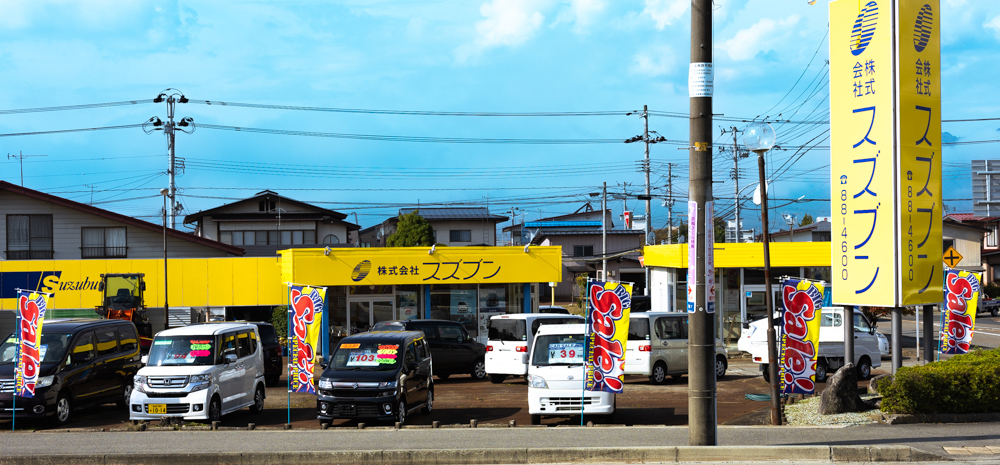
left=147, top=404, right=167, bottom=414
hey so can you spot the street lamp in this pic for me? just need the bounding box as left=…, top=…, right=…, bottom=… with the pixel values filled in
left=160, top=188, right=170, bottom=330
left=742, top=122, right=780, bottom=425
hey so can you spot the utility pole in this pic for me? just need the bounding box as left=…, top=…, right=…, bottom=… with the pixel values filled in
left=667, top=163, right=675, bottom=245
left=7, top=152, right=47, bottom=186
left=643, top=105, right=651, bottom=296
left=688, top=0, right=716, bottom=446
left=145, top=89, right=192, bottom=230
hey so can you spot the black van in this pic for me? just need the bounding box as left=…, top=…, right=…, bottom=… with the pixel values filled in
left=316, top=331, right=432, bottom=426
left=206, top=321, right=282, bottom=386
left=370, top=319, right=487, bottom=380
left=0, top=319, right=142, bottom=425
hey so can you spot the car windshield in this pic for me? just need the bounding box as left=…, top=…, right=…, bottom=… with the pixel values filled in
left=532, top=334, right=586, bottom=366
left=371, top=322, right=405, bottom=332
left=330, top=340, right=401, bottom=371
left=0, top=332, right=73, bottom=365
left=146, top=336, right=218, bottom=366
left=488, top=319, right=526, bottom=341
left=628, top=318, right=650, bottom=340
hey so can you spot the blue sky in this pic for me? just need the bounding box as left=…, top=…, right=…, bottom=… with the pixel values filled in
left=1, top=0, right=998, bottom=235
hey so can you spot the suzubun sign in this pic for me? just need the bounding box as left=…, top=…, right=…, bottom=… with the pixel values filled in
left=830, top=0, right=942, bottom=307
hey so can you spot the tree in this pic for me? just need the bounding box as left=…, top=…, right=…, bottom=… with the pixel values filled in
left=858, top=306, right=914, bottom=330
left=271, top=305, right=288, bottom=340
left=799, top=213, right=814, bottom=227
left=714, top=217, right=727, bottom=244
left=386, top=210, right=435, bottom=247
left=653, top=223, right=687, bottom=244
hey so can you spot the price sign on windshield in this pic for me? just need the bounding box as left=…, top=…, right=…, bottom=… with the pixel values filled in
left=548, top=342, right=583, bottom=364
left=346, top=350, right=380, bottom=367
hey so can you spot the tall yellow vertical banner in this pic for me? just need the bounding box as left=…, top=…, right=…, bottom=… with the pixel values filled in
left=830, top=0, right=941, bottom=306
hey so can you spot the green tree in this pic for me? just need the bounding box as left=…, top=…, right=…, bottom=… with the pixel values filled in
left=799, top=213, right=815, bottom=227
left=386, top=210, right=435, bottom=247
left=271, top=305, right=288, bottom=340
left=714, top=217, right=727, bottom=244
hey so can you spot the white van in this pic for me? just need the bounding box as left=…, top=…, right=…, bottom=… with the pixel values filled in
left=485, top=313, right=583, bottom=384
left=623, top=312, right=729, bottom=384
left=129, top=323, right=266, bottom=422
left=737, top=306, right=881, bottom=381
left=527, top=323, right=614, bottom=425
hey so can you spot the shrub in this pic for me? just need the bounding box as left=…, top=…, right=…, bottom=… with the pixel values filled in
left=983, top=281, right=1000, bottom=299
left=880, top=348, right=1000, bottom=414
left=271, top=305, right=288, bottom=340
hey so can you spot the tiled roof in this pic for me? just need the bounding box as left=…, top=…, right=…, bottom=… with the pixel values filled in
left=946, top=213, right=999, bottom=222
left=398, top=207, right=508, bottom=221
left=524, top=221, right=602, bottom=228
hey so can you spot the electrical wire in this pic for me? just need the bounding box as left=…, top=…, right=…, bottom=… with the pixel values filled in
left=0, top=124, right=145, bottom=138
left=0, top=99, right=154, bottom=115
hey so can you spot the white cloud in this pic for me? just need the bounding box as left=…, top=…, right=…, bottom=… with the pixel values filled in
left=630, top=44, right=675, bottom=76
left=565, top=0, right=606, bottom=31
left=721, top=14, right=802, bottom=61
left=643, top=0, right=687, bottom=30
left=986, top=14, right=1000, bottom=39
left=473, top=0, right=545, bottom=49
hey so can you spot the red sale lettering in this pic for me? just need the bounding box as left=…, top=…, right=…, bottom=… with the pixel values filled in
left=16, top=291, right=49, bottom=398
left=779, top=280, right=823, bottom=395
left=288, top=286, right=324, bottom=394
left=586, top=282, right=632, bottom=393
left=941, top=271, right=981, bottom=355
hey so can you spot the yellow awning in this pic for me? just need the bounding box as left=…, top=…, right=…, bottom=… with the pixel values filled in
left=643, top=242, right=831, bottom=269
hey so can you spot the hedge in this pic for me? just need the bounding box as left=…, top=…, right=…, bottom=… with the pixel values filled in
left=880, top=348, right=1000, bottom=414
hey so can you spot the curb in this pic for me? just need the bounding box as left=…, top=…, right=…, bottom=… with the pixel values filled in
left=875, top=411, right=1000, bottom=425
left=0, top=445, right=946, bottom=464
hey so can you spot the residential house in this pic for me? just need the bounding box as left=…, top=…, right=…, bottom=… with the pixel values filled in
left=183, top=190, right=359, bottom=257
left=943, top=214, right=994, bottom=281
left=360, top=207, right=509, bottom=247
left=766, top=220, right=832, bottom=243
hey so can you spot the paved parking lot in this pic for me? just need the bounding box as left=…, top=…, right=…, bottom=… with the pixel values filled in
left=0, top=358, right=884, bottom=431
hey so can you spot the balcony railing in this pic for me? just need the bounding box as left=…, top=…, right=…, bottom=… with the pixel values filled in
left=81, top=246, right=128, bottom=259
left=5, top=250, right=53, bottom=260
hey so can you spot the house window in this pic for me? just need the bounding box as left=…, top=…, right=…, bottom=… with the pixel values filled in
left=81, top=227, right=127, bottom=258
left=943, top=238, right=955, bottom=252
left=322, top=234, right=340, bottom=244
left=987, top=226, right=998, bottom=248
left=450, top=230, right=472, bottom=242
left=258, top=200, right=276, bottom=212
left=573, top=245, right=594, bottom=257
left=6, top=215, right=53, bottom=260
left=220, top=230, right=316, bottom=246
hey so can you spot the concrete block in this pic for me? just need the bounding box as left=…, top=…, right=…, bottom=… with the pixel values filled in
left=105, top=453, right=242, bottom=465
left=382, top=448, right=525, bottom=465
left=244, top=451, right=381, bottom=465
left=528, top=446, right=676, bottom=464
left=0, top=455, right=104, bottom=465
left=830, top=446, right=870, bottom=462
left=676, top=446, right=830, bottom=462
left=868, top=445, right=908, bottom=462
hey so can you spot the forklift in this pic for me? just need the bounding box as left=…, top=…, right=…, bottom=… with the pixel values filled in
left=95, top=273, right=154, bottom=351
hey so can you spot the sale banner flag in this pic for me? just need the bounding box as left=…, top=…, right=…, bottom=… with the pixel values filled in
left=16, top=290, right=49, bottom=398
left=585, top=281, right=631, bottom=393
left=289, top=285, right=326, bottom=394
left=939, top=270, right=981, bottom=355
left=779, top=278, right=824, bottom=395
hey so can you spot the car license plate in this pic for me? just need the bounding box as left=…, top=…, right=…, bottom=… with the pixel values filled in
left=148, top=404, right=167, bottom=414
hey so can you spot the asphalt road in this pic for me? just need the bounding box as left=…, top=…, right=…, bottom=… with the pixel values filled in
left=0, top=423, right=997, bottom=461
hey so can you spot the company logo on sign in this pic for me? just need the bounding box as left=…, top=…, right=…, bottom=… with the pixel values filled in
left=913, top=4, right=933, bottom=52
left=850, top=1, right=878, bottom=56
left=351, top=260, right=372, bottom=282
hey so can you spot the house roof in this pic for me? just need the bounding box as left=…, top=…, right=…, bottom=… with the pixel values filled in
left=398, top=207, right=508, bottom=221
left=767, top=220, right=831, bottom=238
left=503, top=209, right=613, bottom=232
left=524, top=221, right=602, bottom=228
left=943, top=217, right=991, bottom=232
left=183, top=190, right=355, bottom=228
left=0, top=181, right=244, bottom=255
left=945, top=213, right=999, bottom=223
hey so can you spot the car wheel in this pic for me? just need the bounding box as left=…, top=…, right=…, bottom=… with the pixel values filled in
left=856, top=356, right=872, bottom=381
left=471, top=360, right=487, bottom=380
left=250, top=385, right=265, bottom=414
left=437, top=374, right=450, bottom=380
left=715, top=356, right=728, bottom=379
left=815, top=361, right=829, bottom=383
left=992, top=308, right=998, bottom=317
left=422, top=389, right=433, bottom=414
left=397, top=399, right=406, bottom=426
left=117, top=383, right=133, bottom=410
left=52, top=395, right=72, bottom=426
left=650, top=362, right=668, bottom=385
left=489, top=374, right=506, bottom=384
left=208, top=396, right=222, bottom=423
left=530, top=414, right=541, bottom=426
left=762, top=364, right=770, bottom=383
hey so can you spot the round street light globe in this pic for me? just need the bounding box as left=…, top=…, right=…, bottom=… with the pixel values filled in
left=743, top=122, right=776, bottom=152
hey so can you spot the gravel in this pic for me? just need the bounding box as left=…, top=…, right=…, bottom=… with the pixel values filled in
left=784, top=394, right=880, bottom=427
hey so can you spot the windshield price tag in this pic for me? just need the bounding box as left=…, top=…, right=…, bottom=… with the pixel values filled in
left=346, top=350, right=380, bottom=367
left=548, top=342, right=583, bottom=364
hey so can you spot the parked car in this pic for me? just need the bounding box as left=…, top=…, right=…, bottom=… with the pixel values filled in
left=527, top=323, right=614, bottom=425
left=0, top=319, right=142, bottom=425
left=205, top=321, right=282, bottom=386
left=629, top=295, right=652, bottom=312
left=371, top=319, right=487, bottom=380
left=485, top=313, right=583, bottom=384
left=737, top=307, right=881, bottom=381
left=316, top=331, right=432, bottom=425
left=624, top=312, right=729, bottom=384
left=129, top=322, right=266, bottom=423
left=874, top=329, right=890, bottom=358
left=538, top=305, right=571, bottom=314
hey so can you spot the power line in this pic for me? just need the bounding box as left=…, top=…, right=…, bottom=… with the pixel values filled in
left=187, top=99, right=628, bottom=117
left=195, top=123, right=626, bottom=144
left=0, top=124, right=145, bottom=138
left=0, top=99, right=154, bottom=115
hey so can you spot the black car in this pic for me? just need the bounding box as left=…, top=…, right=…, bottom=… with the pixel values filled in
left=0, top=319, right=142, bottom=426
left=371, top=319, right=487, bottom=380
left=316, top=331, right=432, bottom=425
left=206, top=321, right=283, bottom=386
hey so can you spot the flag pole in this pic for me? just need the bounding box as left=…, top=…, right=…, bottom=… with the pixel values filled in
left=12, top=308, right=18, bottom=432
left=581, top=279, right=592, bottom=426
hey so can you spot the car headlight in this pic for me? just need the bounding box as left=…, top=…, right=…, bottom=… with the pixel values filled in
left=134, top=375, right=147, bottom=394
left=190, top=374, right=212, bottom=392
left=527, top=374, right=548, bottom=389
left=378, top=381, right=397, bottom=389
left=318, top=378, right=333, bottom=390
left=35, top=376, right=54, bottom=388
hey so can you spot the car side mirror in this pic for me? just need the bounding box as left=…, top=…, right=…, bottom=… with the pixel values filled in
left=320, top=361, right=328, bottom=369
left=141, top=355, right=148, bottom=365
left=224, top=353, right=238, bottom=364
left=98, top=282, right=105, bottom=292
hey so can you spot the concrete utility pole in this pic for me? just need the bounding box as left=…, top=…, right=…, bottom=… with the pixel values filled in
left=643, top=105, right=652, bottom=296
left=667, top=163, right=674, bottom=245
left=688, top=0, right=716, bottom=446
left=7, top=152, right=47, bottom=187
left=730, top=128, right=742, bottom=242
left=146, top=89, right=192, bottom=230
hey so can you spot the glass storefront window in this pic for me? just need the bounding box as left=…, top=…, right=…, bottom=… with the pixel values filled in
left=430, top=284, right=479, bottom=337
left=743, top=267, right=801, bottom=285
left=396, top=285, right=420, bottom=320
left=804, top=267, right=831, bottom=282
left=350, top=285, right=393, bottom=295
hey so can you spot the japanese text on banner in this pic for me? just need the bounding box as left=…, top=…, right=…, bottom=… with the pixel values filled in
left=585, top=281, right=631, bottom=393
left=779, top=279, right=824, bottom=395
left=289, top=285, right=326, bottom=394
